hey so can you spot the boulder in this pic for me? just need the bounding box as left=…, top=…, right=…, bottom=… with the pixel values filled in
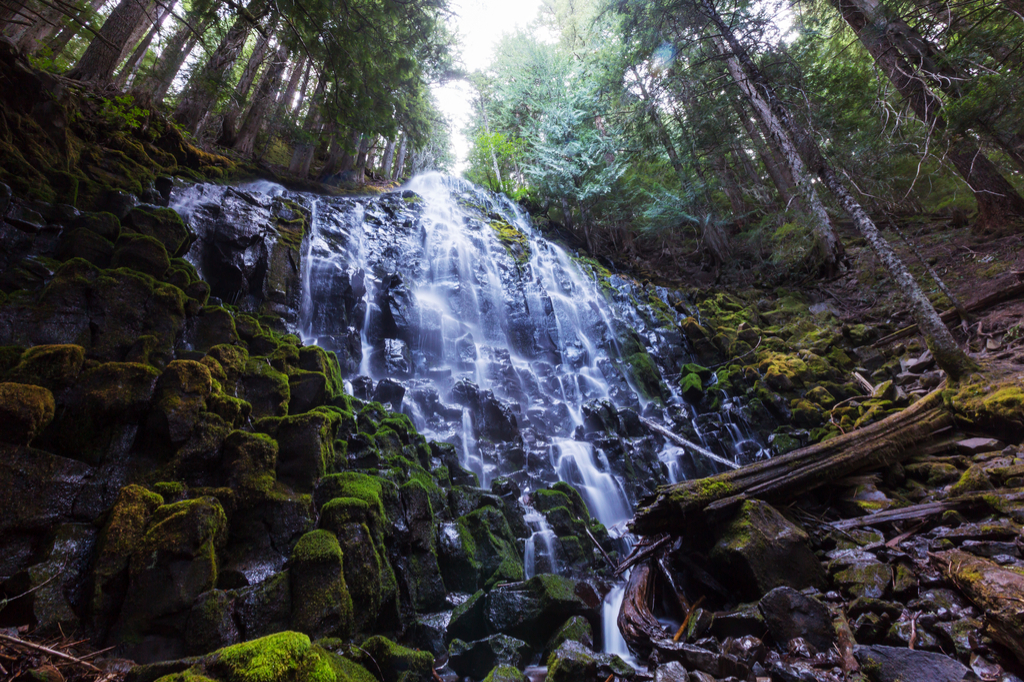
left=349, top=635, right=434, bottom=682
left=758, top=586, right=835, bottom=653
left=484, top=574, right=600, bottom=646
left=853, top=644, right=972, bottom=682
left=289, top=529, right=353, bottom=639
left=111, top=233, right=170, bottom=278
left=710, top=499, right=826, bottom=600
left=0, top=382, right=54, bottom=445
left=125, top=205, right=193, bottom=257
left=439, top=507, right=523, bottom=592
left=545, top=640, right=597, bottom=682
left=448, top=635, right=528, bottom=679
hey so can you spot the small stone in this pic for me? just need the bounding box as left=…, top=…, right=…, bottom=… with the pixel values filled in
left=986, top=337, right=1003, bottom=351
left=957, top=437, right=1005, bottom=455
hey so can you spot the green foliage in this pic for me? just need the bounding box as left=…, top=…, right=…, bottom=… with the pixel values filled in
left=99, top=95, right=149, bottom=131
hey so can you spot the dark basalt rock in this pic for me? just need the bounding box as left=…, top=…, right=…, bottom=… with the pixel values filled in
left=758, top=586, right=835, bottom=653
left=448, top=634, right=529, bottom=679
left=853, top=644, right=973, bottom=682
left=484, top=574, right=600, bottom=647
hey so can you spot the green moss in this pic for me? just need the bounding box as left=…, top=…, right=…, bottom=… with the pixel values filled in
left=292, top=529, right=344, bottom=564
left=489, top=219, right=531, bottom=263
left=0, top=382, right=55, bottom=445
left=290, top=530, right=353, bottom=639
left=946, top=379, right=1024, bottom=440
left=153, top=481, right=185, bottom=499
left=624, top=351, right=663, bottom=401
left=666, top=478, right=736, bottom=509
left=349, top=636, right=434, bottom=682
left=949, top=465, right=995, bottom=496
left=5, top=344, right=85, bottom=390
left=215, top=632, right=316, bottom=682
left=138, top=497, right=227, bottom=559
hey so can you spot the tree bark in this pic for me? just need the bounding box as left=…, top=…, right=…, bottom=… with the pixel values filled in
left=172, top=0, right=261, bottom=136
left=833, top=0, right=1024, bottom=230
left=233, top=42, right=286, bottom=156
left=288, top=77, right=325, bottom=177
left=66, top=0, right=154, bottom=82
left=479, top=97, right=502, bottom=189
left=381, top=137, right=396, bottom=180
left=393, top=133, right=407, bottom=180
left=44, top=0, right=110, bottom=57
left=136, top=8, right=207, bottom=101
left=219, top=15, right=275, bottom=146
left=715, top=38, right=846, bottom=276
left=707, top=2, right=977, bottom=379
left=113, top=0, right=174, bottom=88
left=271, top=53, right=304, bottom=120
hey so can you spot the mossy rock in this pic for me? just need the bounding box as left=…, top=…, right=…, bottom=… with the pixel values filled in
left=805, top=386, right=836, bottom=409
left=904, top=461, right=961, bottom=486
left=624, top=352, right=663, bottom=401
left=948, top=465, right=994, bottom=496
left=193, top=307, right=240, bottom=353
left=110, top=233, right=171, bottom=279
left=484, top=574, right=600, bottom=647
left=56, top=228, right=115, bottom=267
left=545, top=640, right=596, bottom=682
left=546, top=615, right=593, bottom=653
left=238, top=356, right=290, bottom=419
left=482, top=665, right=527, bottom=682
left=331, top=521, right=399, bottom=634
left=125, top=205, right=192, bottom=257
left=441, top=507, right=523, bottom=592
left=90, top=484, right=164, bottom=632
left=289, top=530, right=353, bottom=639
left=679, top=372, right=704, bottom=402
left=945, top=378, right=1024, bottom=442
left=348, top=635, right=434, bottom=682
left=73, top=211, right=121, bottom=241
left=5, top=343, right=85, bottom=391
left=146, top=631, right=378, bottom=682
left=256, top=408, right=344, bottom=493
left=710, top=499, right=827, bottom=600
left=289, top=370, right=327, bottom=414
left=221, top=430, right=278, bottom=496
left=0, top=382, right=54, bottom=444
left=148, top=359, right=214, bottom=444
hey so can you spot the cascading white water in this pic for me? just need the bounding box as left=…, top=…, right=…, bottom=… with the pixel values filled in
left=172, top=172, right=770, bottom=665
left=523, top=509, right=560, bottom=579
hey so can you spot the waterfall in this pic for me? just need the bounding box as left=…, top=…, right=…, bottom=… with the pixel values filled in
left=171, top=172, right=769, bottom=663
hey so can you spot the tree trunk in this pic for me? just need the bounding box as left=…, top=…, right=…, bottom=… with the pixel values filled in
left=272, top=53, right=305, bottom=120
left=353, top=134, right=370, bottom=181
left=833, top=0, right=1024, bottom=230
left=479, top=98, right=502, bottom=189
left=137, top=9, right=207, bottom=101
left=288, top=77, right=324, bottom=177
left=393, top=133, right=407, bottom=180
left=66, top=0, right=154, bottom=82
left=716, top=38, right=846, bottom=276
left=708, top=2, right=977, bottom=380
left=113, top=0, right=174, bottom=88
left=44, top=0, right=110, bottom=57
left=381, top=137, right=396, bottom=180
left=219, top=15, right=275, bottom=146
left=732, top=98, right=798, bottom=211
left=173, top=0, right=260, bottom=136
left=233, top=42, right=287, bottom=156
left=14, top=0, right=72, bottom=52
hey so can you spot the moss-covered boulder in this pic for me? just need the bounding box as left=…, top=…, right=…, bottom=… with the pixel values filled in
left=546, top=615, right=594, bottom=653
left=4, top=343, right=85, bottom=391
left=125, top=205, right=193, bottom=257
left=0, top=381, right=54, bottom=444
left=56, top=228, right=114, bottom=267
left=289, top=530, right=353, bottom=639
left=484, top=574, right=601, bottom=647
left=111, top=233, right=171, bottom=279
left=138, top=631, right=377, bottom=682
left=117, top=497, right=227, bottom=660
left=256, top=408, right=343, bottom=493
left=185, top=589, right=240, bottom=655
left=348, top=635, right=434, bottom=682
left=709, top=499, right=826, bottom=600
left=73, top=212, right=121, bottom=241
left=439, top=507, right=523, bottom=592
left=448, top=635, right=528, bottom=680
left=147, top=359, right=213, bottom=445
left=545, top=640, right=597, bottom=682
left=289, top=370, right=327, bottom=414
left=90, top=484, right=164, bottom=633
left=237, top=356, right=290, bottom=419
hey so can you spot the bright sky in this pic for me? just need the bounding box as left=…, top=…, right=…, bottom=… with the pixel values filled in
left=434, top=0, right=547, bottom=174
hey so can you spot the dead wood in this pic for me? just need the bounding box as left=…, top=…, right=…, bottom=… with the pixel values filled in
left=617, top=560, right=752, bottom=678
left=934, top=549, right=1024, bottom=667
left=632, top=388, right=953, bottom=536
left=829, top=490, right=1024, bottom=530
left=0, top=632, right=102, bottom=672
left=873, top=281, right=1024, bottom=347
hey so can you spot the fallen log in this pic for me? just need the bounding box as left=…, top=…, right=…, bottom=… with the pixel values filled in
left=640, top=417, right=740, bottom=470
left=934, top=549, right=1024, bottom=667
left=873, top=281, right=1024, bottom=347
left=632, top=388, right=953, bottom=535
left=830, top=489, right=1024, bottom=530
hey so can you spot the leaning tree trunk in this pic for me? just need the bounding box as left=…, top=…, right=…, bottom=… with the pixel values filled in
left=138, top=10, right=210, bottom=102
left=173, top=0, right=261, bottom=136
left=66, top=0, right=154, bottom=82
left=716, top=38, right=846, bottom=276
left=14, top=0, right=73, bottom=53
left=708, top=1, right=978, bottom=380
left=219, top=15, right=276, bottom=146
left=233, top=42, right=287, bottom=156
left=45, top=0, right=110, bottom=57
left=732, top=98, right=799, bottom=211
left=114, top=0, right=175, bottom=89
left=271, top=53, right=305, bottom=121
left=833, top=0, right=1024, bottom=230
